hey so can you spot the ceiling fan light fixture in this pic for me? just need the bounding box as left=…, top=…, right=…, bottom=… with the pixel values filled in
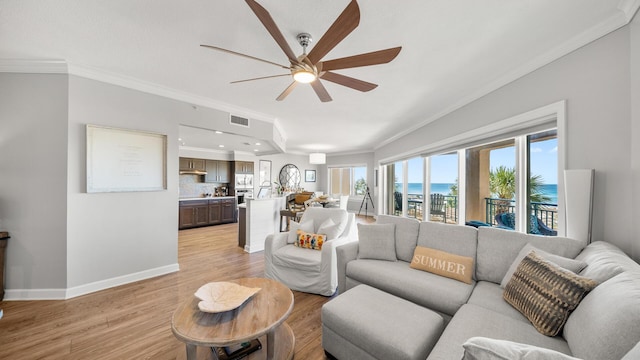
left=293, top=69, right=317, bottom=83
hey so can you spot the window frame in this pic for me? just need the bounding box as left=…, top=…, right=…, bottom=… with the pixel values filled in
left=378, top=100, right=566, bottom=236
left=328, top=164, right=368, bottom=198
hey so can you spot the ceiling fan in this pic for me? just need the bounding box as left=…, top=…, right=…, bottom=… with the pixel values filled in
left=201, top=0, right=402, bottom=102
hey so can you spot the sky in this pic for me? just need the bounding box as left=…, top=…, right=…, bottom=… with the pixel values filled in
left=403, top=138, right=558, bottom=184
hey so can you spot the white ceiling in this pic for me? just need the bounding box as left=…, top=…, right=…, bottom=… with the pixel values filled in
left=1, top=0, right=637, bottom=155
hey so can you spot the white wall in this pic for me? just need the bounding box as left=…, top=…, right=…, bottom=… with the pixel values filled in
left=376, top=26, right=637, bottom=259
left=65, top=76, right=180, bottom=290
left=0, top=74, right=69, bottom=294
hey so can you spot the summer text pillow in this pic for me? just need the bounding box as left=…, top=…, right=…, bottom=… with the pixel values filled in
left=503, top=251, right=597, bottom=336
left=357, top=223, right=396, bottom=261
left=410, top=246, right=474, bottom=284
left=293, top=230, right=325, bottom=250
left=287, top=219, right=314, bottom=244
left=500, top=244, right=588, bottom=288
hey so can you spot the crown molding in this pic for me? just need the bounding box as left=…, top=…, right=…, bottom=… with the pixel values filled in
left=375, top=4, right=639, bottom=150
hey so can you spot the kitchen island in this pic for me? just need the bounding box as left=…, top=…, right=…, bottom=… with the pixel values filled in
left=238, top=197, right=287, bottom=253
left=178, top=196, right=236, bottom=229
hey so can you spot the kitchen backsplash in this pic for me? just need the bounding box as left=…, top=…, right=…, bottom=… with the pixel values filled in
left=179, top=175, right=228, bottom=198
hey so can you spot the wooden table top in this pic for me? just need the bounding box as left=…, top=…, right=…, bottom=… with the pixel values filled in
left=171, top=278, right=294, bottom=347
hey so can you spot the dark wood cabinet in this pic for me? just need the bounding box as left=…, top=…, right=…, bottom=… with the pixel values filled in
left=234, top=161, right=254, bottom=174
left=208, top=200, right=222, bottom=224
left=221, top=199, right=236, bottom=223
left=205, top=160, right=231, bottom=183
left=179, top=198, right=237, bottom=229
left=179, top=157, right=206, bottom=172
left=179, top=200, right=209, bottom=229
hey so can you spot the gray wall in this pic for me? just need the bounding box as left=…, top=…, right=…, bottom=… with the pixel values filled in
left=326, top=152, right=376, bottom=213
left=0, top=74, right=69, bottom=291
left=66, top=76, right=180, bottom=288
left=631, top=13, right=639, bottom=261
left=377, top=25, right=637, bottom=260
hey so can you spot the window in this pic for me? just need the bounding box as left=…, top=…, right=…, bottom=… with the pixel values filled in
left=329, top=166, right=367, bottom=197
left=380, top=101, right=565, bottom=236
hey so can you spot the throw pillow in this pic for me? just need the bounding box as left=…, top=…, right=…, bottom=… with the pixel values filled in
left=287, top=219, right=314, bottom=244
left=293, top=230, right=326, bottom=250
left=410, top=246, right=474, bottom=284
left=317, top=218, right=342, bottom=240
left=503, top=251, right=597, bottom=336
left=357, top=223, right=397, bottom=261
left=500, top=244, right=588, bottom=288
left=462, top=337, right=581, bottom=360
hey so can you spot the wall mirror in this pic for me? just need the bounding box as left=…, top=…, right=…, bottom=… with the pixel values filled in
left=279, top=164, right=301, bottom=189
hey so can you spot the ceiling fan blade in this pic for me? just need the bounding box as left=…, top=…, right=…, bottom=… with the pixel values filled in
left=320, top=71, right=377, bottom=92
left=245, top=0, right=299, bottom=64
left=231, top=74, right=291, bottom=84
left=310, top=79, right=333, bottom=102
left=306, top=0, right=360, bottom=65
left=276, top=81, right=298, bottom=101
left=320, top=47, right=402, bottom=71
left=200, top=45, right=290, bottom=69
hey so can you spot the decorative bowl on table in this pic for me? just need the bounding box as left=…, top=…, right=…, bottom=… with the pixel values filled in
left=318, top=195, right=329, bottom=200
left=194, top=282, right=261, bottom=313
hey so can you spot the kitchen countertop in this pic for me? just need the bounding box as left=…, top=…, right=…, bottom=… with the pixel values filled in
left=179, top=196, right=236, bottom=201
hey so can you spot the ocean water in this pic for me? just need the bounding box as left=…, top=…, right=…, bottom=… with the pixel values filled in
left=396, top=183, right=558, bottom=204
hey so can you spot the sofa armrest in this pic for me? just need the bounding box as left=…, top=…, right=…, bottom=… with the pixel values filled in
left=336, top=241, right=359, bottom=295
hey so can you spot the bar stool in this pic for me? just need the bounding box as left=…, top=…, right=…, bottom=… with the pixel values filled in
left=279, top=209, right=303, bottom=232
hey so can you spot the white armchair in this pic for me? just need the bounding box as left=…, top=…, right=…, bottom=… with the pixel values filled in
left=264, top=207, right=357, bottom=296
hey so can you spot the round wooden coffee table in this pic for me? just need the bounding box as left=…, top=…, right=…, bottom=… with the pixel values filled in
left=172, top=277, right=295, bottom=360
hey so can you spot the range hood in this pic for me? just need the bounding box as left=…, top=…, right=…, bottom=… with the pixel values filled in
left=179, top=170, right=208, bottom=175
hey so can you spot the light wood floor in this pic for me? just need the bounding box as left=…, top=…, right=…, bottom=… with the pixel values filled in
left=0, top=215, right=375, bottom=360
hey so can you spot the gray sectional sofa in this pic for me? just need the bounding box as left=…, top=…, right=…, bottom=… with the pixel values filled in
left=326, top=215, right=640, bottom=360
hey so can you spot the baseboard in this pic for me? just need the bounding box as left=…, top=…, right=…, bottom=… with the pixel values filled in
left=4, top=288, right=67, bottom=300
left=3, top=263, right=180, bottom=301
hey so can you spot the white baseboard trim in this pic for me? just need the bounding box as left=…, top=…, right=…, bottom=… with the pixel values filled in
left=3, top=263, right=180, bottom=301
left=4, top=288, right=67, bottom=300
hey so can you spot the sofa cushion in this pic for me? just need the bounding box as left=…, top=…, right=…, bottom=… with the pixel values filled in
left=357, top=223, right=397, bottom=261
left=346, top=259, right=474, bottom=316
left=287, top=219, right=314, bottom=244
left=426, top=304, right=572, bottom=360
left=300, top=207, right=349, bottom=236
left=500, top=244, right=587, bottom=288
left=410, top=246, right=474, bottom=284
left=377, top=215, right=420, bottom=262
left=272, top=245, right=321, bottom=271
left=503, top=252, right=597, bottom=336
left=462, top=337, right=581, bottom=360
left=317, top=218, right=342, bottom=240
left=293, top=230, right=326, bottom=250
left=476, top=227, right=585, bottom=284
left=466, top=281, right=529, bottom=323
left=576, top=241, right=640, bottom=283
left=563, top=272, right=640, bottom=360
left=417, top=222, right=478, bottom=270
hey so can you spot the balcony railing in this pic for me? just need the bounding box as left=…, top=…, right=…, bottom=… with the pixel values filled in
left=402, top=194, right=557, bottom=230
left=485, top=197, right=558, bottom=230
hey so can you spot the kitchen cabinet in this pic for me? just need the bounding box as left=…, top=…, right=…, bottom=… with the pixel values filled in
left=221, top=198, right=236, bottom=223
left=179, top=157, right=206, bottom=172
left=179, top=198, right=237, bottom=229
left=205, top=160, right=230, bottom=183
left=178, top=200, right=209, bottom=229
left=234, top=161, right=254, bottom=174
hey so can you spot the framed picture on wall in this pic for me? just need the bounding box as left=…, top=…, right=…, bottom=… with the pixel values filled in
left=305, top=170, right=316, bottom=182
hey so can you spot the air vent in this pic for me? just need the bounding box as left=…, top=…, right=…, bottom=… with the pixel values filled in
left=230, top=115, right=250, bottom=127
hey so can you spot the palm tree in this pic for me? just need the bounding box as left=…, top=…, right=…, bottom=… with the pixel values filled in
left=489, top=166, right=551, bottom=212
